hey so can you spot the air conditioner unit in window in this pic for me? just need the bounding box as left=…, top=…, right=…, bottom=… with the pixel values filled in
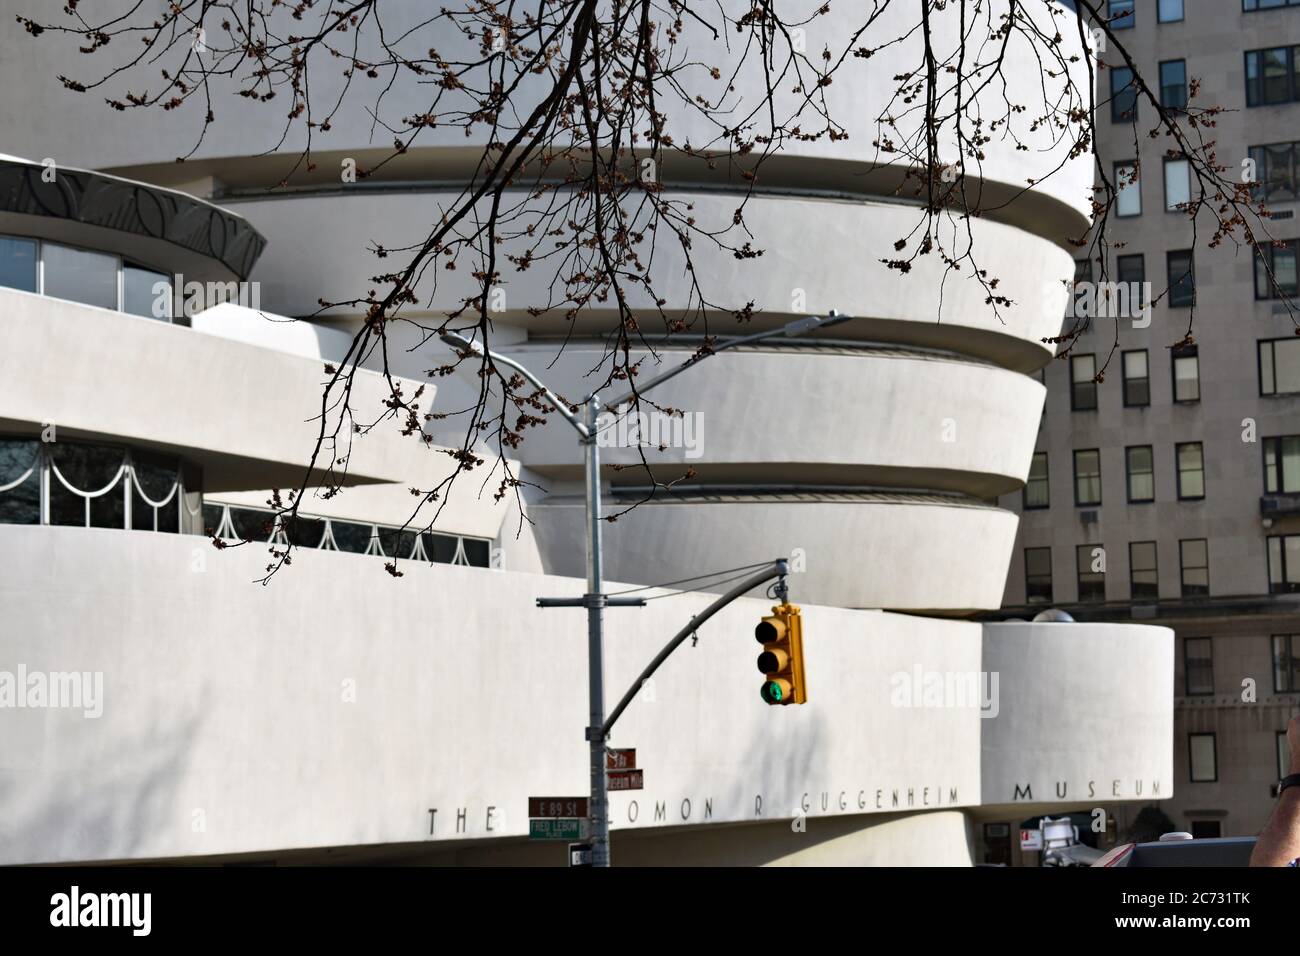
left=1080, top=510, right=1099, bottom=525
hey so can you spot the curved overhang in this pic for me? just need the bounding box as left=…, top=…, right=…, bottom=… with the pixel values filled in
left=0, top=155, right=265, bottom=280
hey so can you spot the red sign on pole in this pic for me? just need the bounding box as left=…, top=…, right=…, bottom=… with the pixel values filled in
left=605, top=749, right=636, bottom=771
left=606, top=769, right=644, bottom=792
left=528, top=797, right=589, bottom=818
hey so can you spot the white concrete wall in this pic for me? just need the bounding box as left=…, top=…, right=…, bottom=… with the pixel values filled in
left=0, top=525, right=1171, bottom=865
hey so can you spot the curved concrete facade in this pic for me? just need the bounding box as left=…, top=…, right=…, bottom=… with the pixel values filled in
left=0, top=2, right=1177, bottom=866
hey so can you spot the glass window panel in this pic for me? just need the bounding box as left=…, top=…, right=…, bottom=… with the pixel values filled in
left=284, top=514, right=327, bottom=548
left=378, top=527, right=418, bottom=559
left=1283, top=436, right=1300, bottom=492
left=1174, top=352, right=1200, bottom=402
left=1160, top=60, right=1186, bottom=109
left=0, top=439, right=40, bottom=525
left=1075, top=449, right=1102, bottom=505
left=1158, top=0, right=1183, bottom=21
left=1263, top=47, right=1290, bottom=104
left=229, top=507, right=275, bottom=542
left=423, top=532, right=459, bottom=564
left=1185, top=637, right=1213, bottom=695
left=1275, top=339, right=1300, bottom=393
left=1131, top=541, right=1159, bottom=599
left=1262, top=341, right=1277, bottom=394
left=1165, top=160, right=1191, bottom=210
left=1109, top=0, right=1134, bottom=28
left=1116, top=162, right=1141, bottom=216
left=1025, top=452, right=1049, bottom=509
left=1025, top=547, right=1053, bottom=603
left=462, top=538, right=491, bottom=567
left=1128, top=446, right=1154, bottom=501
left=41, top=243, right=118, bottom=311
left=330, top=520, right=374, bottom=554
left=1181, top=539, right=1209, bottom=595
left=123, top=264, right=171, bottom=320
left=1167, top=250, right=1195, bottom=306
left=0, top=236, right=38, bottom=292
left=1077, top=544, right=1106, bottom=602
left=202, top=503, right=226, bottom=536
left=88, top=484, right=126, bottom=529
left=1178, top=443, right=1205, bottom=498
left=1111, top=67, right=1137, bottom=122
left=1189, top=734, right=1216, bottom=782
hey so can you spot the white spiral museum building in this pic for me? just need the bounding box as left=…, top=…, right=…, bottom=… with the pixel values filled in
left=0, top=2, right=1173, bottom=865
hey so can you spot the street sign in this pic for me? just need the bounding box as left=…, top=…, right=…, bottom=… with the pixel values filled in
left=569, top=842, right=593, bottom=867
left=1019, top=828, right=1043, bottom=851
left=530, top=818, right=586, bottom=841
left=606, top=769, right=644, bottom=791
left=606, top=748, right=636, bottom=770
left=528, top=797, right=589, bottom=818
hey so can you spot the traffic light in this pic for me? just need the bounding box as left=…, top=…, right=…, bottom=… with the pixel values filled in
left=755, top=603, right=807, bottom=705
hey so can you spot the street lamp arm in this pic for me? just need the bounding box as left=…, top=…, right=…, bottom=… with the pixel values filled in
left=440, top=332, right=587, bottom=437
left=600, top=558, right=789, bottom=739
left=598, top=311, right=851, bottom=411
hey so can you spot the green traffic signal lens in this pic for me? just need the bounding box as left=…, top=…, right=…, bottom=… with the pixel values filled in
left=760, top=681, right=784, bottom=704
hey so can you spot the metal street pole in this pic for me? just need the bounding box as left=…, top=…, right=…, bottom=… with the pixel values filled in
left=443, top=310, right=852, bottom=868
left=582, top=394, right=612, bottom=867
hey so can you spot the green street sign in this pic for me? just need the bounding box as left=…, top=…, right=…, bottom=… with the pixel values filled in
left=530, top=818, right=586, bottom=840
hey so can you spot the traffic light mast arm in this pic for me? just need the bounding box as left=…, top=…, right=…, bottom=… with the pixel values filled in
left=599, top=558, right=789, bottom=739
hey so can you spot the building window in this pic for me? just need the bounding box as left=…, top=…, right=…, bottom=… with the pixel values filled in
left=1130, top=540, right=1159, bottom=600
left=1172, top=345, right=1200, bottom=402
left=1246, top=0, right=1300, bottom=9
left=1184, top=637, right=1213, bottom=695
left=1160, top=59, right=1187, bottom=109
left=1122, top=350, right=1150, bottom=407
left=1117, top=254, right=1146, bottom=309
left=1248, top=142, right=1300, bottom=204
left=1164, top=160, right=1191, bottom=211
left=1176, top=442, right=1205, bottom=499
left=0, top=235, right=37, bottom=293
left=1166, top=250, right=1195, bottom=306
left=0, top=233, right=174, bottom=321
left=202, top=502, right=494, bottom=567
left=1268, top=534, right=1300, bottom=593
left=1264, top=435, right=1300, bottom=493
left=1180, top=538, right=1210, bottom=596
left=1071, top=354, right=1098, bottom=410
left=1115, top=161, right=1141, bottom=217
left=1255, top=238, right=1299, bottom=299
left=1111, top=66, right=1138, bottom=122
left=1074, top=449, right=1102, bottom=506
left=1259, top=338, right=1300, bottom=395
left=1024, top=452, right=1049, bottom=510
left=1109, top=0, right=1135, bottom=27
left=1025, top=547, right=1053, bottom=604
left=0, top=437, right=202, bottom=533
left=1188, top=733, right=1218, bottom=782
left=1158, top=0, right=1184, bottom=21
left=1246, top=46, right=1300, bottom=107
left=1077, top=544, right=1106, bottom=603
left=1273, top=634, right=1300, bottom=692
left=1281, top=731, right=1295, bottom=781
left=1126, top=445, right=1155, bottom=502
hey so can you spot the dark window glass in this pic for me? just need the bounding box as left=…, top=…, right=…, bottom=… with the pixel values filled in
left=330, top=520, right=375, bottom=554
left=229, top=507, right=275, bottom=542
left=1263, top=435, right=1300, bottom=493
left=378, top=527, right=418, bottom=560
left=1076, top=544, right=1106, bottom=602
left=1074, top=449, right=1102, bottom=506
left=1269, top=535, right=1300, bottom=593
left=1127, top=445, right=1155, bottom=502
left=423, top=532, right=459, bottom=564
left=1256, top=238, right=1299, bottom=298
left=202, top=503, right=225, bottom=536
left=1131, top=541, right=1159, bottom=600
left=1160, top=59, right=1187, bottom=109
left=48, top=443, right=126, bottom=528
left=1184, top=637, right=1213, bottom=695
left=1249, top=143, right=1300, bottom=204
left=1180, top=538, right=1210, bottom=596
left=1274, top=634, right=1300, bottom=692
left=284, top=514, right=327, bottom=548
left=1189, top=733, right=1217, bottom=782
left=1167, top=250, right=1195, bottom=306
left=1260, top=338, right=1300, bottom=395
left=0, top=439, right=41, bottom=525
left=462, top=538, right=492, bottom=567
left=0, top=236, right=38, bottom=293
left=1024, top=452, right=1049, bottom=509
left=1071, top=355, right=1097, bottom=410
left=1109, top=0, right=1135, bottom=28
left=1158, top=0, right=1184, bottom=21
left=130, top=452, right=181, bottom=533
left=1111, top=66, right=1138, bottom=122
left=1025, top=547, right=1053, bottom=604
left=1122, top=350, right=1150, bottom=407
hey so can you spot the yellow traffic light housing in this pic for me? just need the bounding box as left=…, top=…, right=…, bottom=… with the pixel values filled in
left=756, top=603, right=807, bottom=705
